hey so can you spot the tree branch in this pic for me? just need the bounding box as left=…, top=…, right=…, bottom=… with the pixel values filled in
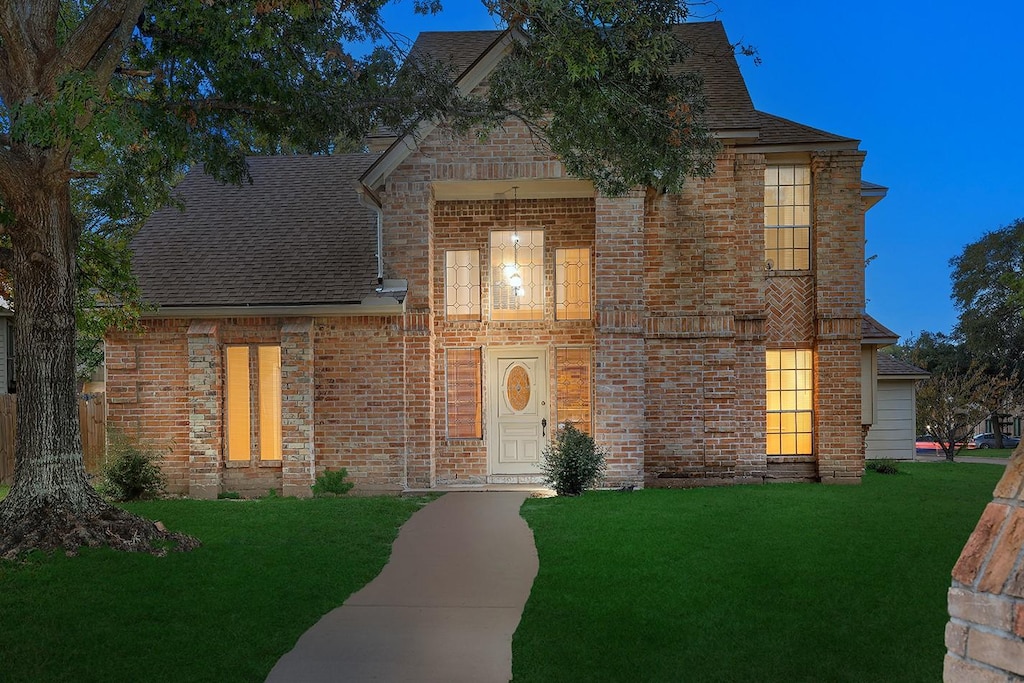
left=53, top=0, right=145, bottom=84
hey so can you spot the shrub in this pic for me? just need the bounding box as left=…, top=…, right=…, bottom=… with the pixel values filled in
left=311, top=468, right=354, bottom=497
left=98, top=431, right=167, bottom=501
left=217, top=490, right=241, bottom=500
left=541, top=423, right=607, bottom=496
left=866, top=459, right=901, bottom=475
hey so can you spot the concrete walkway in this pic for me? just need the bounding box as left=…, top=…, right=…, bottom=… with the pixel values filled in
left=267, top=492, right=538, bottom=683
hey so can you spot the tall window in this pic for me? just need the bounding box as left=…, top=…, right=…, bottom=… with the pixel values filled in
left=556, top=348, right=592, bottom=433
left=446, top=348, right=482, bottom=439
left=766, top=349, right=813, bottom=456
left=764, top=164, right=811, bottom=271
left=555, top=248, right=592, bottom=320
left=225, top=345, right=282, bottom=461
left=445, top=250, right=481, bottom=320
left=490, top=230, right=544, bottom=321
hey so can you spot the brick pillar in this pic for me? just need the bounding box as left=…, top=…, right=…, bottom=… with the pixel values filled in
left=944, top=445, right=1024, bottom=680
left=812, top=150, right=867, bottom=484
left=187, top=320, right=221, bottom=499
left=281, top=319, right=315, bottom=497
left=594, top=191, right=645, bottom=487
left=404, top=311, right=435, bottom=489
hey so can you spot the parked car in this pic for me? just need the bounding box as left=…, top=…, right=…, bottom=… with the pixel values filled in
left=973, top=433, right=1021, bottom=449
left=915, top=435, right=976, bottom=452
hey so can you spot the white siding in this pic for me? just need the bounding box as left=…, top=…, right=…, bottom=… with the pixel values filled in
left=865, top=379, right=916, bottom=460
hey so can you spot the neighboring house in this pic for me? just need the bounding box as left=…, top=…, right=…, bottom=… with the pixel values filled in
left=865, top=353, right=929, bottom=460
left=106, top=22, right=891, bottom=497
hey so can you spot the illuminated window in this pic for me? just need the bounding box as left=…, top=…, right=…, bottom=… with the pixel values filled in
left=445, top=250, right=481, bottom=321
left=491, top=230, right=544, bottom=321
left=225, top=345, right=282, bottom=462
left=555, top=248, right=591, bottom=320
left=764, top=165, right=810, bottom=271
left=766, top=349, right=813, bottom=456
left=446, top=348, right=482, bottom=439
left=556, top=348, right=592, bottom=433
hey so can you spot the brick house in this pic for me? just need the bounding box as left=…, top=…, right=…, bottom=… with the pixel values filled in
left=106, top=22, right=891, bottom=497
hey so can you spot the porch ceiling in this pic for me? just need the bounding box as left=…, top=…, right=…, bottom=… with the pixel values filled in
left=432, top=178, right=595, bottom=201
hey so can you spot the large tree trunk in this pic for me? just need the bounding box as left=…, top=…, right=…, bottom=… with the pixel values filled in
left=0, top=153, right=197, bottom=559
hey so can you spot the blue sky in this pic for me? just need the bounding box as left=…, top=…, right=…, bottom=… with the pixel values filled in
left=376, top=1, right=1024, bottom=341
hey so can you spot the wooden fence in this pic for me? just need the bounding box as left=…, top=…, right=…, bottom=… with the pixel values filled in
left=0, top=393, right=106, bottom=485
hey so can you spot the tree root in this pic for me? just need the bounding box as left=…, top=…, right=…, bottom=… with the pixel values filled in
left=0, top=502, right=201, bottom=561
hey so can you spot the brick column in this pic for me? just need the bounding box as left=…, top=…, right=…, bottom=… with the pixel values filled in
left=281, top=319, right=315, bottom=497
left=812, top=150, right=867, bottom=484
left=403, top=311, right=435, bottom=489
left=594, top=191, right=645, bottom=487
left=187, top=320, right=221, bottom=499
left=944, top=446, right=1024, bottom=680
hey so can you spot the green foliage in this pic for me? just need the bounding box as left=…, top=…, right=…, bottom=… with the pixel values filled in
left=865, top=459, right=900, bottom=475
left=97, top=432, right=168, bottom=502
left=950, top=217, right=1024, bottom=377
left=483, top=0, right=722, bottom=195
left=217, top=491, right=241, bottom=500
left=311, top=468, right=355, bottom=497
left=541, top=423, right=607, bottom=496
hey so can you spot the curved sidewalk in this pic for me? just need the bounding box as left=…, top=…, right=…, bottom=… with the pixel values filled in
left=267, top=492, right=538, bottom=683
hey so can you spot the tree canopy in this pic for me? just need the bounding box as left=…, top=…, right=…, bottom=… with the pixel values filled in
left=0, top=0, right=726, bottom=558
left=950, top=217, right=1024, bottom=376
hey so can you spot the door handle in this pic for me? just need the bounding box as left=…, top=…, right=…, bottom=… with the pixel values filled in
left=542, top=418, right=547, bottom=436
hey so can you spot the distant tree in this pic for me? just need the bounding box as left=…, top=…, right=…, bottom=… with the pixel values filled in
left=950, top=218, right=1024, bottom=446
left=889, top=331, right=970, bottom=376
left=916, top=364, right=989, bottom=461
left=0, top=0, right=728, bottom=558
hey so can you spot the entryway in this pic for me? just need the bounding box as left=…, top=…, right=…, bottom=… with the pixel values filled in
left=487, top=347, right=549, bottom=477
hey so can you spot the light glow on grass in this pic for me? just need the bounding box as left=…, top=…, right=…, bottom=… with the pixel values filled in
left=513, top=462, right=1004, bottom=682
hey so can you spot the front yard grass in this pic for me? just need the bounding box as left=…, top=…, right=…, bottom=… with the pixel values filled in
left=0, top=495, right=431, bottom=682
left=513, top=462, right=1005, bottom=682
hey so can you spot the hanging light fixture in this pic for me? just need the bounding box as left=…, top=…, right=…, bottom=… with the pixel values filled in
left=508, top=187, right=525, bottom=297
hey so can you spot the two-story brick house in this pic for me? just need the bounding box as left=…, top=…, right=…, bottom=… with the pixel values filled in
left=105, top=22, right=889, bottom=497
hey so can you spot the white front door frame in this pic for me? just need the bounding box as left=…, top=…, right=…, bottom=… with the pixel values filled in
left=487, top=345, right=550, bottom=476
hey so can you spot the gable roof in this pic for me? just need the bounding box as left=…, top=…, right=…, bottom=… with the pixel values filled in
left=363, top=22, right=858, bottom=190
left=878, top=353, right=929, bottom=378
left=132, top=153, right=381, bottom=309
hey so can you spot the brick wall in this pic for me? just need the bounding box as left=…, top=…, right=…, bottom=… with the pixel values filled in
left=944, top=445, right=1024, bottom=681
left=431, top=198, right=597, bottom=484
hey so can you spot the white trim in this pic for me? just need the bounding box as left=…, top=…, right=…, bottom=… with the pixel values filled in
left=141, top=298, right=405, bottom=319
left=360, top=28, right=527, bottom=191
left=433, top=178, right=594, bottom=201
left=736, top=141, right=860, bottom=153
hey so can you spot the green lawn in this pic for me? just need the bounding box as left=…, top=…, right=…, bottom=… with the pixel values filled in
left=0, top=484, right=8, bottom=500
left=0, top=495, right=431, bottom=682
left=513, top=462, right=1005, bottom=682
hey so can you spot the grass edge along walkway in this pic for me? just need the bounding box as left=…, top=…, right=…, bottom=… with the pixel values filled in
left=513, top=462, right=1004, bottom=683
left=0, top=494, right=434, bottom=682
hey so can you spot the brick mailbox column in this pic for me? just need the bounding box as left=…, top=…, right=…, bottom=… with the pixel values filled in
left=944, top=445, right=1024, bottom=681
left=281, top=319, right=315, bottom=497
left=187, top=320, right=221, bottom=499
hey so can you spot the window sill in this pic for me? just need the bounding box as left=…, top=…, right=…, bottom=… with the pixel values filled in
left=765, top=269, right=812, bottom=278
left=224, top=459, right=283, bottom=468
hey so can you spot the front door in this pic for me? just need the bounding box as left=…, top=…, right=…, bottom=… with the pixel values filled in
left=489, top=348, right=549, bottom=475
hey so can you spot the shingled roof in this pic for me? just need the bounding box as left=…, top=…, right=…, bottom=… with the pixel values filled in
left=402, top=21, right=852, bottom=143
left=878, top=353, right=929, bottom=378
left=132, top=153, right=380, bottom=308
